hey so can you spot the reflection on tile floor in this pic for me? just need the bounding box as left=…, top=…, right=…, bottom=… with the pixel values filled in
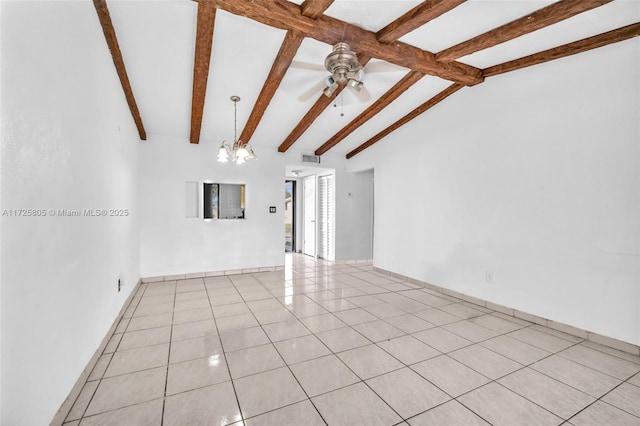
left=65, top=254, right=640, bottom=425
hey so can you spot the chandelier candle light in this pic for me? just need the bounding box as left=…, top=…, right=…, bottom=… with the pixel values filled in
left=217, top=96, right=256, bottom=165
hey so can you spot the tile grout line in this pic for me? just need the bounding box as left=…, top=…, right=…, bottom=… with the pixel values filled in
left=425, top=332, right=639, bottom=423
left=252, top=265, right=413, bottom=424
left=73, top=285, right=146, bottom=422
left=158, top=279, right=179, bottom=426
left=326, top=270, right=505, bottom=425
left=65, top=257, right=640, bottom=424
left=365, top=292, right=498, bottom=424
left=318, top=266, right=489, bottom=424
left=381, top=307, right=587, bottom=423
left=590, top=379, right=640, bottom=419
left=562, top=376, right=637, bottom=425
left=239, top=262, right=392, bottom=422
left=205, top=275, right=246, bottom=425
left=70, top=265, right=375, bottom=422
left=394, top=331, right=497, bottom=424
left=551, top=348, right=640, bottom=423
left=242, top=265, right=332, bottom=425
left=377, top=267, right=640, bottom=359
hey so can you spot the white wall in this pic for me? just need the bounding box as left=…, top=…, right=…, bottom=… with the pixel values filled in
left=139, top=134, right=285, bottom=277
left=0, top=2, right=141, bottom=424
left=335, top=168, right=374, bottom=261
left=350, top=40, right=640, bottom=345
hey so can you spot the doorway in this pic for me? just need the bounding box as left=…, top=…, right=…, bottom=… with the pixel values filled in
left=284, top=180, right=295, bottom=253
left=303, top=175, right=316, bottom=257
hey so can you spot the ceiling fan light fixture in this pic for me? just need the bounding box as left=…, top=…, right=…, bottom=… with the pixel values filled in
left=348, top=79, right=363, bottom=91
left=293, top=42, right=371, bottom=101
left=334, top=67, right=349, bottom=84
left=323, top=83, right=338, bottom=97
left=323, top=75, right=339, bottom=97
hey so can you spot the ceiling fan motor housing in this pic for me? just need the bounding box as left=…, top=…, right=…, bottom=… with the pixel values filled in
left=325, top=42, right=362, bottom=84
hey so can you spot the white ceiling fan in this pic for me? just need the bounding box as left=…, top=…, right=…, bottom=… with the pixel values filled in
left=291, top=42, right=402, bottom=103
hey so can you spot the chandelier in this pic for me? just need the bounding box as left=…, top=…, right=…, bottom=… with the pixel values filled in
left=217, top=96, right=256, bottom=165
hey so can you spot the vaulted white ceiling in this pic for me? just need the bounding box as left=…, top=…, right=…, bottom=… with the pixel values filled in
left=104, top=0, right=640, bottom=158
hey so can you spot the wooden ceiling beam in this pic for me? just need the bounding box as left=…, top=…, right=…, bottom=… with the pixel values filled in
left=238, top=31, right=304, bottom=144
left=300, top=0, right=335, bottom=20
left=345, top=20, right=640, bottom=159
left=314, top=71, right=425, bottom=156
left=484, top=22, right=640, bottom=77
left=277, top=86, right=346, bottom=153
left=278, top=0, right=465, bottom=154
left=377, top=0, right=466, bottom=44
left=197, top=0, right=483, bottom=85
left=436, top=0, right=613, bottom=62
left=238, top=0, right=333, bottom=145
left=346, top=83, right=464, bottom=159
left=93, top=0, right=146, bottom=140
left=189, top=4, right=216, bottom=144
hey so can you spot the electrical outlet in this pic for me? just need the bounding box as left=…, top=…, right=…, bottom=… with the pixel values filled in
left=485, top=271, right=494, bottom=284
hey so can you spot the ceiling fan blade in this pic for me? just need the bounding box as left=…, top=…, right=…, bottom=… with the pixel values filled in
left=290, top=60, right=326, bottom=72
left=350, top=84, right=371, bottom=103
left=298, top=79, right=327, bottom=102
left=364, top=61, right=406, bottom=74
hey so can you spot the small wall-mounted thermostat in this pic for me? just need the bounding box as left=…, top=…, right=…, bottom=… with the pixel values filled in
left=269, top=206, right=277, bottom=213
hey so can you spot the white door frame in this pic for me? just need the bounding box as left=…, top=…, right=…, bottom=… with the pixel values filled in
left=303, top=175, right=316, bottom=257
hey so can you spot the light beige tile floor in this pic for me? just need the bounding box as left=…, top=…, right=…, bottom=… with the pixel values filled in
left=65, top=254, right=640, bottom=425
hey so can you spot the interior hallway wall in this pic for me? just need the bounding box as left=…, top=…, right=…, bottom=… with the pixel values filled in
left=1, top=2, right=141, bottom=424
left=139, top=134, right=285, bottom=277
left=335, top=169, right=374, bottom=261
left=349, top=40, right=640, bottom=346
